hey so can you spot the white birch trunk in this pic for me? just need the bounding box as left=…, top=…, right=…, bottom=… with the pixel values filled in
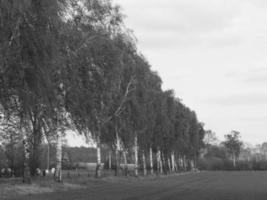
left=171, top=152, right=175, bottom=172
left=179, top=155, right=183, bottom=170
left=123, top=151, right=127, bottom=165
left=95, top=134, right=101, bottom=178
left=180, top=156, right=184, bottom=171
left=157, top=149, right=160, bottom=172
left=149, top=147, right=154, bottom=175
left=55, top=82, right=65, bottom=182
left=190, top=159, right=195, bottom=170
left=55, top=130, right=62, bottom=182
left=134, top=134, right=138, bottom=176
left=115, top=131, right=120, bottom=176
left=142, top=151, right=147, bottom=176
left=157, top=149, right=163, bottom=174
left=162, top=153, right=165, bottom=173
left=233, top=154, right=236, bottom=168
left=108, top=151, right=112, bottom=170
left=159, top=151, right=163, bottom=174
left=47, top=143, right=50, bottom=171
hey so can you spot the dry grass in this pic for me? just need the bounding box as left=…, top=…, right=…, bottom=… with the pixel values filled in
left=5, top=171, right=267, bottom=200
left=0, top=177, right=86, bottom=200
left=0, top=182, right=53, bottom=199
left=0, top=171, right=198, bottom=200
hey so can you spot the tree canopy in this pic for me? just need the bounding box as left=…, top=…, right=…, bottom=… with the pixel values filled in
left=0, top=0, right=206, bottom=179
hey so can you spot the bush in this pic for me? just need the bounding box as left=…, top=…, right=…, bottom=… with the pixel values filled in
left=198, top=157, right=232, bottom=170
left=198, top=157, right=267, bottom=171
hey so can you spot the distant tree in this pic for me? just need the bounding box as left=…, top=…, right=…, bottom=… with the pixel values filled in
left=204, top=145, right=227, bottom=159
left=204, top=130, right=218, bottom=146
left=239, top=146, right=252, bottom=162
left=223, top=131, right=243, bottom=168
left=261, top=143, right=267, bottom=160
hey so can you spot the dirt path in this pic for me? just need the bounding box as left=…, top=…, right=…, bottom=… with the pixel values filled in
left=7, top=171, right=267, bottom=200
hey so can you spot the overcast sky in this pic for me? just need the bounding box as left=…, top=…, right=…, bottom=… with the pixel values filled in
left=112, top=0, right=267, bottom=144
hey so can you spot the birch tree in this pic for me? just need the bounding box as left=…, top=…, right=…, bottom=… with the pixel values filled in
left=223, top=131, right=243, bottom=168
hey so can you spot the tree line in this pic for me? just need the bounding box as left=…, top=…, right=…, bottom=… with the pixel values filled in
left=200, top=130, right=267, bottom=170
left=0, top=0, right=205, bottom=183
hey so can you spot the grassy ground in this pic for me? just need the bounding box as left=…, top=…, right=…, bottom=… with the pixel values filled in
left=2, top=171, right=267, bottom=200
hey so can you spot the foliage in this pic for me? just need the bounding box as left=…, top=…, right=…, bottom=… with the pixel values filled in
left=223, top=131, right=243, bottom=163
left=0, top=0, right=207, bottom=179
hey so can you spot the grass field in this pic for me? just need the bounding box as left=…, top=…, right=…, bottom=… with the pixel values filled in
left=2, top=171, right=267, bottom=200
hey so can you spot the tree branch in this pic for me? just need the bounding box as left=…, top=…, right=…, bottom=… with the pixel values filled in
left=103, top=76, right=135, bottom=124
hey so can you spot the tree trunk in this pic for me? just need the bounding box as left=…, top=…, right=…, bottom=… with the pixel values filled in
left=108, top=151, right=112, bottom=170
left=179, top=155, right=183, bottom=170
left=171, top=152, right=175, bottom=172
left=159, top=151, right=163, bottom=174
left=134, top=134, right=138, bottom=176
left=115, top=130, right=120, bottom=176
left=183, top=155, right=187, bottom=171
left=174, top=155, right=178, bottom=172
left=47, top=142, right=50, bottom=171
left=167, top=158, right=171, bottom=173
left=54, top=130, right=62, bottom=182
left=9, top=135, right=15, bottom=172
left=142, top=151, right=147, bottom=176
left=149, top=147, right=153, bottom=175
left=157, top=148, right=162, bottom=174
left=156, top=149, right=160, bottom=172
left=162, top=153, right=166, bottom=174
left=194, top=153, right=197, bottom=170
left=174, top=154, right=178, bottom=172
left=190, top=159, right=195, bottom=170
left=23, top=135, right=31, bottom=184
left=95, top=134, right=102, bottom=178
left=30, top=128, right=42, bottom=176
left=176, top=155, right=180, bottom=171
left=123, top=150, right=128, bottom=176
left=182, top=156, right=184, bottom=170
left=115, top=150, right=119, bottom=176
left=233, top=154, right=236, bottom=168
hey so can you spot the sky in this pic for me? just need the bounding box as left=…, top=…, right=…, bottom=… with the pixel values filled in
left=111, top=0, right=267, bottom=145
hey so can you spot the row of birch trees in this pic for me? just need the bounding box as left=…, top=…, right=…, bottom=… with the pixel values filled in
left=0, top=0, right=205, bottom=183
